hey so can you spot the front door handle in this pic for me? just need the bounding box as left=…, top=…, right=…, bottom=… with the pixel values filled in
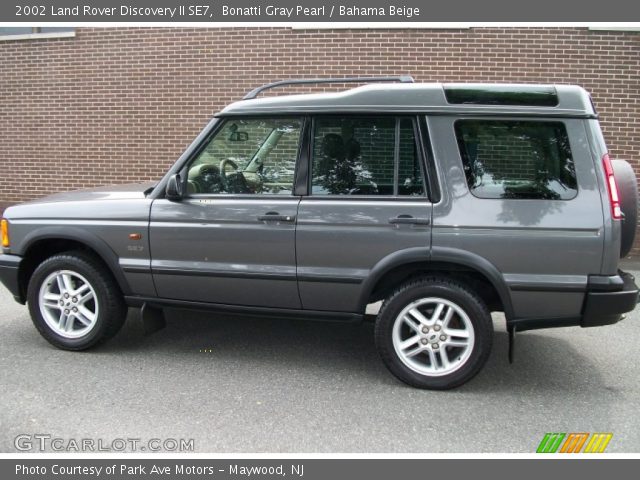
left=389, top=215, right=431, bottom=226
left=257, top=212, right=296, bottom=222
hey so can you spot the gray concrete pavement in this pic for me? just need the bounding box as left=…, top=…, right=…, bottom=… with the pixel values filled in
left=1, top=269, right=639, bottom=453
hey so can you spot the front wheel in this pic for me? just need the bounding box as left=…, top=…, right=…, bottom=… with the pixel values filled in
left=375, top=277, right=493, bottom=389
left=27, top=251, right=127, bottom=350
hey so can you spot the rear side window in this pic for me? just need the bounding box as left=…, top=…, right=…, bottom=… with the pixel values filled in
left=454, top=120, right=577, bottom=200
left=311, top=116, right=425, bottom=196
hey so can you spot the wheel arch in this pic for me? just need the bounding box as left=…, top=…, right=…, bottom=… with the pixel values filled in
left=16, top=227, right=131, bottom=301
left=358, top=246, right=514, bottom=320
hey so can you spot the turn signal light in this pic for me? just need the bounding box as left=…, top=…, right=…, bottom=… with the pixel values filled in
left=1, top=219, right=9, bottom=248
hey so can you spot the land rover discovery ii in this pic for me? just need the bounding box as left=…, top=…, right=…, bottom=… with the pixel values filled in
left=1, top=77, right=638, bottom=389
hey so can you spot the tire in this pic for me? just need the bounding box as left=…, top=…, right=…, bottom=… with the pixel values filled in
left=612, top=159, right=638, bottom=258
left=27, top=251, right=127, bottom=350
left=374, top=276, right=493, bottom=390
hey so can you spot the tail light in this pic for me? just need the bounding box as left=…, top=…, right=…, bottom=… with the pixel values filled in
left=602, top=153, right=622, bottom=220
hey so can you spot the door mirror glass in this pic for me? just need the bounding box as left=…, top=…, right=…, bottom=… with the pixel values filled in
left=165, top=173, right=183, bottom=201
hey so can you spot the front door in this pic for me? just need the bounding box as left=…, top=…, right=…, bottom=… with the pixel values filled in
left=150, top=116, right=304, bottom=308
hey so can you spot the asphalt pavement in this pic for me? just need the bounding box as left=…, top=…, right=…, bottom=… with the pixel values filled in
left=1, top=264, right=639, bottom=453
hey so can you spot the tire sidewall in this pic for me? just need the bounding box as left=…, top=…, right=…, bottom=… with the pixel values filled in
left=27, top=254, right=114, bottom=350
left=375, top=280, right=492, bottom=389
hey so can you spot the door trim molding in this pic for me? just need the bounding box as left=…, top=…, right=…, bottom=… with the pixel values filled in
left=152, top=266, right=297, bottom=281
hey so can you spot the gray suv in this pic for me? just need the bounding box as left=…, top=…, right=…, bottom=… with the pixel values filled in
left=1, top=77, right=638, bottom=389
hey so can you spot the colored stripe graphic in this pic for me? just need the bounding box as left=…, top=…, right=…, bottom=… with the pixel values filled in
left=537, top=433, right=613, bottom=453
left=560, top=433, right=589, bottom=453
left=537, top=433, right=565, bottom=453
left=584, top=433, right=613, bottom=453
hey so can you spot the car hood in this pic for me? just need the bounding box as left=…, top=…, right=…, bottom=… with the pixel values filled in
left=2, top=182, right=157, bottom=221
left=19, top=182, right=156, bottom=205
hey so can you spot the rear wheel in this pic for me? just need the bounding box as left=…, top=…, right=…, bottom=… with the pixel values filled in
left=375, top=277, right=493, bottom=389
left=27, top=251, right=127, bottom=350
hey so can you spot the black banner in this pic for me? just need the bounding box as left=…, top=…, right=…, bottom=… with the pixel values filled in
left=2, top=0, right=640, bottom=22
left=4, top=459, right=640, bottom=480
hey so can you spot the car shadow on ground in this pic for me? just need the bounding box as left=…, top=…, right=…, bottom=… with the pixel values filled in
left=82, top=307, right=612, bottom=395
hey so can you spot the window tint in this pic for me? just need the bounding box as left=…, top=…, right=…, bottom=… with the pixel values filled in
left=187, top=118, right=302, bottom=195
left=398, top=119, right=425, bottom=196
left=455, top=120, right=577, bottom=200
left=444, top=86, right=558, bottom=107
left=311, top=116, right=425, bottom=196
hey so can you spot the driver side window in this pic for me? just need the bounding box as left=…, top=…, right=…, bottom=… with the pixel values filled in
left=187, top=117, right=303, bottom=195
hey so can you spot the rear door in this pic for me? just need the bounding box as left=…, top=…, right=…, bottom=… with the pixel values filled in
left=296, top=115, right=433, bottom=312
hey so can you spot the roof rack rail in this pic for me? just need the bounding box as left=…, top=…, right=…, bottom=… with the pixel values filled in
left=242, top=76, right=415, bottom=100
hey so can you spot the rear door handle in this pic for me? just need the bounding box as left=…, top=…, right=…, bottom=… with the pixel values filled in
left=389, top=215, right=431, bottom=226
left=257, top=212, right=296, bottom=222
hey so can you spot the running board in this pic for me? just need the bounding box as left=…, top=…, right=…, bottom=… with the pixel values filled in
left=128, top=296, right=363, bottom=324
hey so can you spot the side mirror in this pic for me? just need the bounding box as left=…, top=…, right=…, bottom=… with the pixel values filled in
left=165, top=174, right=183, bottom=201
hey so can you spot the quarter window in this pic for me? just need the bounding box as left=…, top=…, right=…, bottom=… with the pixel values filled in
left=311, top=116, right=425, bottom=196
left=454, top=120, right=577, bottom=200
left=186, top=118, right=302, bottom=195
left=398, top=118, right=425, bottom=196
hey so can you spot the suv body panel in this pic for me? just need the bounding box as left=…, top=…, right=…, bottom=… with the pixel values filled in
left=217, top=83, right=596, bottom=118
left=149, top=197, right=301, bottom=308
left=296, top=198, right=432, bottom=311
left=2, top=184, right=155, bottom=300
left=428, top=116, right=605, bottom=320
left=585, top=118, right=622, bottom=276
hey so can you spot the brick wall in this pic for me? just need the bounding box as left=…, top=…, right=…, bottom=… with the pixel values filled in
left=1, top=27, right=639, bottom=249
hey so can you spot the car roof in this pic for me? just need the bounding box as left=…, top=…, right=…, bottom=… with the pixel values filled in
left=217, top=83, right=596, bottom=118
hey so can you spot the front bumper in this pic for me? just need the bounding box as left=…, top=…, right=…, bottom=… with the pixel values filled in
left=581, top=270, right=639, bottom=327
left=0, top=254, right=24, bottom=304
